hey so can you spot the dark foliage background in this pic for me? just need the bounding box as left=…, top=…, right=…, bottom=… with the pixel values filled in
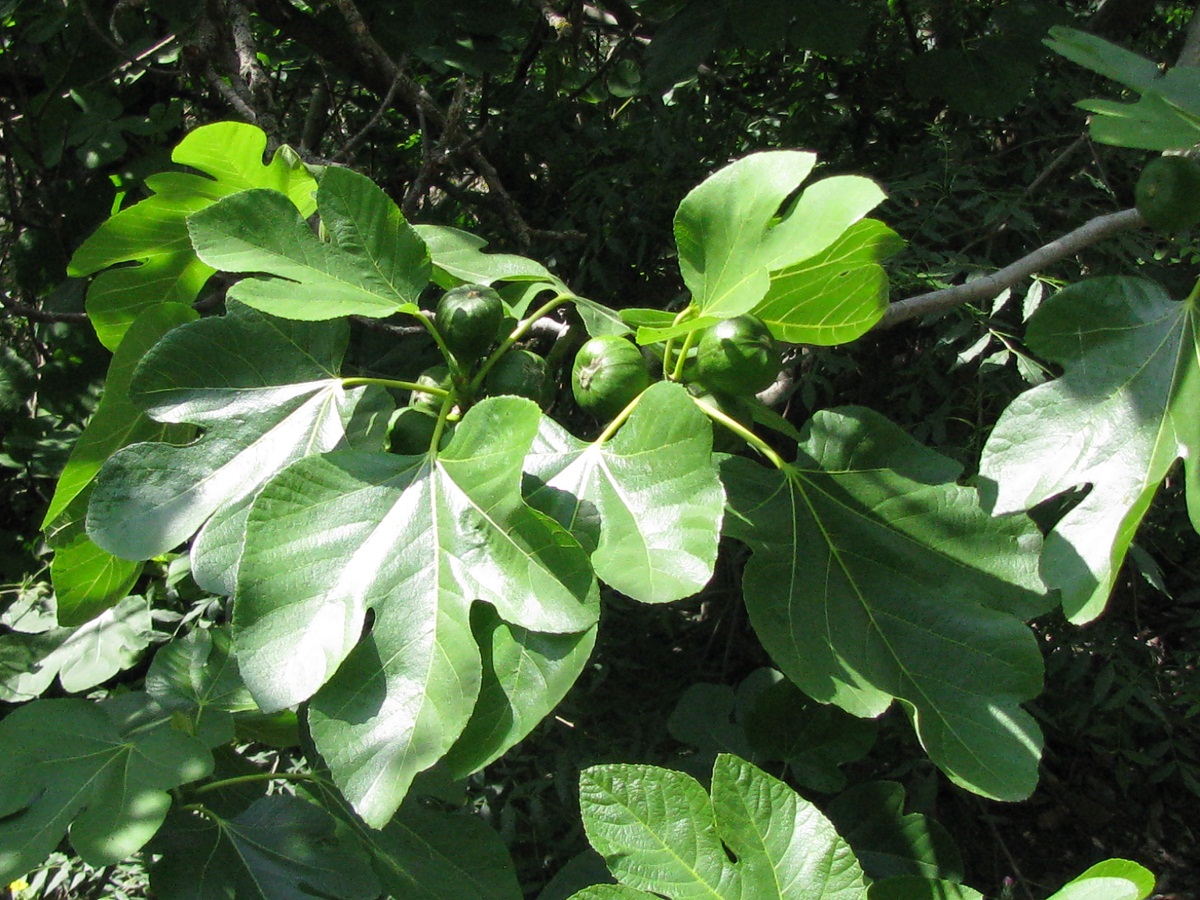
left=2, top=1, right=1198, bottom=896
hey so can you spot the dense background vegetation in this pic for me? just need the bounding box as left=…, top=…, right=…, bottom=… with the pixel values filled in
left=1, top=1, right=1198, bottom=897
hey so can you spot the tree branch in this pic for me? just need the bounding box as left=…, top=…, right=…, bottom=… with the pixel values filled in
left=878, top=208, right=1146, bottom=329
left=0, top=295, right=89, bottom=324
left=227, top=0, right=277, bottom=135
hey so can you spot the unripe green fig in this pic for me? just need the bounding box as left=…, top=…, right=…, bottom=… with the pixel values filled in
left=1135, top=155, right=1200, bottom=232
left=694, top=314, right=781, bottom=396
left=435, top=284, right=505, bottom=363
left=571, top=335, right=651, bottom=419
left=409, top=364, right=452, bottom=413
left=388, top=407, right=439, bottom=455
left=484, top=349, right=552, bottom=406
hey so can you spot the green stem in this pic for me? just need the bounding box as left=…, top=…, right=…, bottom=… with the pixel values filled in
left=594, top=390, right=645, bottom=444
left=470, top=291, right=573, bottom=390
left=662, top=306, right=698, bottom=382
left=428, top=393, right=455, bottom=452
left=341, top=376, right=450, bottom=398
left=692, top=396, right=787, bottom=470
left=669, top=329, right=699, bottom=382
left=413, top=309, right=463, bottom=377
left=191, top=770, right=316, bottom=797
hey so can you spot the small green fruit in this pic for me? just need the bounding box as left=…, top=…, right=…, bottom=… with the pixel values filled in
left=484, top=349, right=552, bottom=406
left=1135, top=155, right=1200, bottom=232
left=409, top=364, right=452, bottom=413
left=571, top=335, right=651, bottom=419
left=695, top=315, right=780, bottom=396
left=388, top=407, right=439, bottom=455
left=436, top=283, right=505, bottom=363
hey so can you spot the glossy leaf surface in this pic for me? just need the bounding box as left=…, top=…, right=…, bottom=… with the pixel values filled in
left=415, top=224, right=561, bottom=288
left=723, top=407, right=1048, bottom=801
left=754, top=219, right=903, bottom=345
left=1044, top=859, right=1155, bottom=900
left=189, top=166, right=429, bottom=320
left=526, top=381, right=724, bottom=604
left=87, top=303, right=385, bottom=560
left=42, top=304, right=197, bottom=622
left=47, top=536, right=144, bottom=627
left=674, top=151, right=886, bottom=320
left=980, top=277, right=1200, bottom=622
left=233, top=397, right=597, bottom=826
left=577, top=754, right=867, bottom=899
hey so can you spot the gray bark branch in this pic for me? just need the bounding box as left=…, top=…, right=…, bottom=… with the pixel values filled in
left=878, top=208, right=1146, bottom=329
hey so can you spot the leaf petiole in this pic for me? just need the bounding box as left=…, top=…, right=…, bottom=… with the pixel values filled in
left=471, top=291, right=574, bottom=390
left=191, top=770, right=316, bottom=797
left=340, top=376, right=451, bottom=399
left=691, top=395, right=787, bottom=469
left=593, top=390, right=645, bottom=444
left=661, top=306, right=698, bottom=382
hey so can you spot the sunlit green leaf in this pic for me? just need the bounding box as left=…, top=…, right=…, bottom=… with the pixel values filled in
left=1044, top=859, right=1155, bottom=900
left=570, top=887, right=658, bottom=899
left=526, top=381, right=723, bottom=604
left=980, top=277, right=1200, bottom=622
left=674, top=151, right=886, bottom=321
left=48, top=535, right=144, bottom=626
left=723, top=407, right=1048, bottom=801
left=233, top=397, right=597, bottom=826
left=754, top=219, right=903, bottom=345
left=41, top=304, right=197, bottom=622
left=579, top=754, right=867, bottom=899
left=87, top=302, right=389, bottom=561
left=415, top=224, right=561, bottom=288
left=0, top=696, right=211, bottom=883
left=189, top=167, right=429, bottom=320
left=0, top=595, right=155, bottom=702
left=68, top=122, right=316, bottom=349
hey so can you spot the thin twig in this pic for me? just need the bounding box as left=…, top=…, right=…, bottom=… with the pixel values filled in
left=333, top=69, right=404, bottom=163
left=78, top=1, right=178, bottom=77
left=973, top=795, right=1039, bottom=900
left=878, top=208, right=1146, bottom=329
left=204, top=62, right=258, bottom=121
left=326, top=0, right=537, bottom=244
